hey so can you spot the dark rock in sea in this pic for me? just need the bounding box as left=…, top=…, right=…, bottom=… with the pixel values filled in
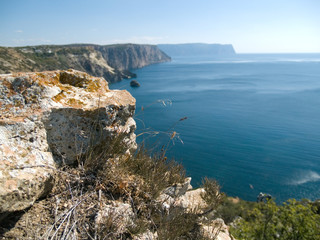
left=130, top=80, right=140, bottom=87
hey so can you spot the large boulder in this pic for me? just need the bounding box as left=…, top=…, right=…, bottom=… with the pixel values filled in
left=174, top=188, right=207, bottom=213
left=0, top=69, right=136, bottom=218
left=0, top=118, right=54, bottom=218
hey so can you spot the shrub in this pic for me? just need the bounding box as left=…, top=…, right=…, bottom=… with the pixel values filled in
left=231, top=199, right=320, bottom=240
left=1, top=141, right=224, bottom=239
left=122, top=146, right=186, bottom=198
left=151, top=206, right=200, bottom=240
left=215, top=196, right=257, bottom=224
left=201, top=177, right=224, bottom=214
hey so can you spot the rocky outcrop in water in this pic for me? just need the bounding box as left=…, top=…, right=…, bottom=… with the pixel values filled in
left=0, top=69, right=136, bottom=217
left=130, top=80, right=140, bottom=87
left=0, top=44, right=171, bottom=83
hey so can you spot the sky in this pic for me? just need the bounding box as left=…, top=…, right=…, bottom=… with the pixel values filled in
left=0, top=0, right=319, bottom=53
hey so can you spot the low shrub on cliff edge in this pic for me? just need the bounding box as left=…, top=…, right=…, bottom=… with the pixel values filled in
left=201, top=177, right=224, bottom=214
left=122, top=146, right=186, bottom=198
left=215, top=196, right=257, bottom=224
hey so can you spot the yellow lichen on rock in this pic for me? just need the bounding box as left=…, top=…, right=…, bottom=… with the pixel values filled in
left=0, top=69, right=137, bottom=218
left=0, top=69, right=135, bottom=120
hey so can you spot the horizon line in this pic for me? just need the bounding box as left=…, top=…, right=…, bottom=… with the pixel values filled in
left=1, top=42, right=320, bottom=54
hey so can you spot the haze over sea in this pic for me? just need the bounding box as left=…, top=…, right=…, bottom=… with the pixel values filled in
left=110, top=53, right=320, bottom=203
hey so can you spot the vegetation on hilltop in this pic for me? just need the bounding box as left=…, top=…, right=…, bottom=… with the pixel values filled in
left=0, top=44, right=170, bottom=83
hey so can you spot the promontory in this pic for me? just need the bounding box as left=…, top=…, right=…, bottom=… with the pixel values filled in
left=0, top=44, right=171, bottom=83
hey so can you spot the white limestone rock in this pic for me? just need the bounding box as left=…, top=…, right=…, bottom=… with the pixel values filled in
left=199, top=218, right=235, bottom=240
left=96, top=201, right=134, bottom=235
left=161, top=177, right=192, bottom=198
left=0, top=69, right=137, bottom=216
left=0, top=118, right=54, bottom=217
left=174, top=188, right=207, bottom=213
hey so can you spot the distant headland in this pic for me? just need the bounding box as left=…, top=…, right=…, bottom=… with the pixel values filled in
left=158, top=43, right=236, bottom=57
left=0, top=43, right=236, bottom=83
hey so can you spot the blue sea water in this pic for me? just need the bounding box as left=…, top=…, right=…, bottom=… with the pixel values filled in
left=110, top=53, right=320, bottom=203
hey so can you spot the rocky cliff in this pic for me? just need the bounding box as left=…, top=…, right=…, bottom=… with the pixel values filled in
left=0, top=69, right=136, bottom=216
left=0, top=44, right=171, bottom=83
left=94, top=44, right=171, bottom=70
left=0, top=70, right=233, bottom=239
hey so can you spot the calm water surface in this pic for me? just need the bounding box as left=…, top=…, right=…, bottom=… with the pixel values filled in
left=110, top=54, right=320, bottom=202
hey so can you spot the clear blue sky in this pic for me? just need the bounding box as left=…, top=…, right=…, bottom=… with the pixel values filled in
left=1, top=0, right=319, bottom=53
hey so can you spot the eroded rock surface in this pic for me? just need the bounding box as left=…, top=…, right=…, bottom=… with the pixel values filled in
left=174, top=188, right=207, bottom=213
left=200, top=218, right=234, bottom=240
left=0, top=69, right=136, bottom=216
left=0, top=118, right=54, bottom=217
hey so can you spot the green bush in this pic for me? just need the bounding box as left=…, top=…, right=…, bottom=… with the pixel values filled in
left=231, top=199, right=320, bottom=240
left=215, top=197, right=257, bottom=224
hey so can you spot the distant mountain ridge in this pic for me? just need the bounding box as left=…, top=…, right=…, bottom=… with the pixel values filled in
left=158, top=43, right=236, bottom=57
left=0, top=44, right=171, bottom=83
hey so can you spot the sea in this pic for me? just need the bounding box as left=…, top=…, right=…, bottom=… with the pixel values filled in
left=110, top=53, right=320, bottom=203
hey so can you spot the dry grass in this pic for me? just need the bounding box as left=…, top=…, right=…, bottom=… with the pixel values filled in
left=201, top=177, right=224, bottom=214
left=1, top=143, right=223, bottom=239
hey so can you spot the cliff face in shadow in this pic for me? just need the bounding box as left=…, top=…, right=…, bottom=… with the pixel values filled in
left=95, top=44, right=171, bottom=70
left=0, top=44, right=171, bottom=83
